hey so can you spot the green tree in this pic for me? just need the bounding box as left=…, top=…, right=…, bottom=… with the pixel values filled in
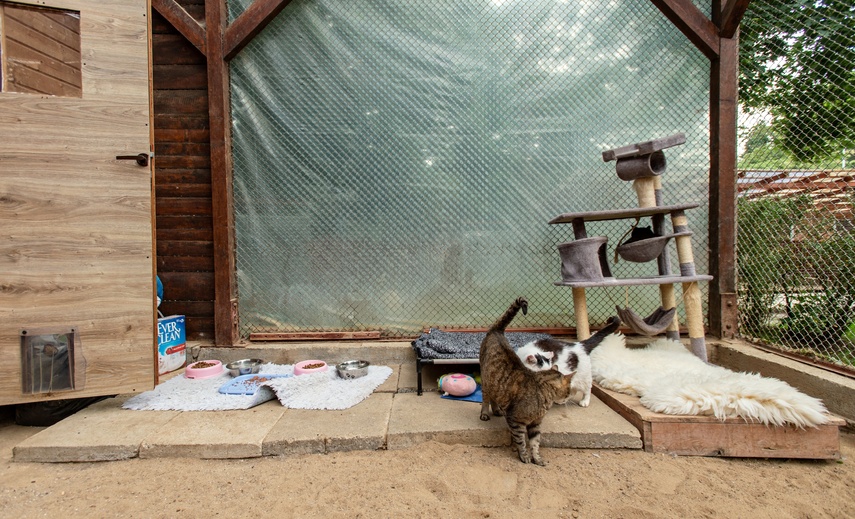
left=739, top=0, right=855, bottom=163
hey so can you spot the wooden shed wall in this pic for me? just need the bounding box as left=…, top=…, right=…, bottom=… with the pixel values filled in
left=152, top=0, right=215, bottom=341
left=0, top=3, right=82, bottom=97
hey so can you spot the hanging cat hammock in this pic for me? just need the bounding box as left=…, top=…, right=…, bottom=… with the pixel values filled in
left=613, top=222, right=692, bottom=264
left=615, top=305, right=676, bottom=336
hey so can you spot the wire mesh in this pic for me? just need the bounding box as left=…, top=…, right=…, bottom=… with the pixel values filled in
left=737, top=1, right=855, bottom=370
left=228, top=0, right=711, bottom=339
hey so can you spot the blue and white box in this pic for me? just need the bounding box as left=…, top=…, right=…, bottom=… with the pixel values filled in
left=157, top=314, right=186, bottom=375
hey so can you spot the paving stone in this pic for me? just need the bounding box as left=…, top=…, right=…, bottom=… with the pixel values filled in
left=387, top=392, right=509, bottom=450
left=263, top=393, right=393, bottom=456
left=138, top=400, right=285, bottom=459
left=13, top=396, right=178, bottom=462
left=540, top=398, right=642, bottom=449
left=374, top=364, right=400, bottom=393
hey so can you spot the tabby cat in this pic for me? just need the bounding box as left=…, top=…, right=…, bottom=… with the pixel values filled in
left=516, top=315, right=621, bottom=407
left=479, top=297, right=574, bottom=466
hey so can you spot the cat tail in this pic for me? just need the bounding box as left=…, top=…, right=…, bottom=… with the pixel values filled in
left=489, top=297, right=528, bottom=333
left=581, top=315, right=621, bottom=354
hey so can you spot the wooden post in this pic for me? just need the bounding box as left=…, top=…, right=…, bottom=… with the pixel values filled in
left=709, top=2, right=740, bottom=339
left=206, top=0, right=239, bottom=346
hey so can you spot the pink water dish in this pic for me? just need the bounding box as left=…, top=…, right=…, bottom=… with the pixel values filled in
left=293, top=359, right=328, bottom=376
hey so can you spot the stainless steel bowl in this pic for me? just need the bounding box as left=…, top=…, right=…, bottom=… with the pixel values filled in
left=336, top=360, right=370, bottom=379
left=225, top=358, right=265, bottom=377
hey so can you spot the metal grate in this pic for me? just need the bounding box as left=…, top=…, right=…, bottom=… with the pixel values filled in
left=228, top=0, right=711, bottom=339
left=737, top=0, right=855, bottom=370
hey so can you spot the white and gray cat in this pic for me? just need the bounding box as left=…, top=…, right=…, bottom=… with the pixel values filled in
left=516, top=316, right=621, bottom=407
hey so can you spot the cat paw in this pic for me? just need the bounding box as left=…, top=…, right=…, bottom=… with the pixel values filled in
left=578, top=399, right=591, bottom=407
left=480, top=413, right=491, bottom=421
left=532, top=457, right=546, bottom=466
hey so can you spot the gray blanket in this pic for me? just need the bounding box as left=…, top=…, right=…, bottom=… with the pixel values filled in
left=411, top=328, right=551, bottom=360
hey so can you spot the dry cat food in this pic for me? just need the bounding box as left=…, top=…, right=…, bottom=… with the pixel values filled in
left=302, top=362, right=325, bottom=370
left=192, top=361, right=217, bottom=369
left=240, top=376, right=266, bottom=389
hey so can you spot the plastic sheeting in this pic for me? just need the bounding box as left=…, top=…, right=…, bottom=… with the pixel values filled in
left=228, top=0, right=711, bottom=337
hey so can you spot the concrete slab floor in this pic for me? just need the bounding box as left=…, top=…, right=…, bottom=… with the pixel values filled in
left=11, top=361, right=643, bottom=463
left=264, top=392, right=394, bottom=456
left=139, top=400, right=287, bottom=459
left=12, top=395, right=179, bottom=463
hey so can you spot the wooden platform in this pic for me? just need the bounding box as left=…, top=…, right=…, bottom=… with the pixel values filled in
left=592, top=384, right=845, bottom=459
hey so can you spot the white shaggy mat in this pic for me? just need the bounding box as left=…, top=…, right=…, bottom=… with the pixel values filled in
left=265, top=365, right=393, bottom=410
left=123, top=364, right=391, bottom=411
left=590, top=335, right=830, bottom=428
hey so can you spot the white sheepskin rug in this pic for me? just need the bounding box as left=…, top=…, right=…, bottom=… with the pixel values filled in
left=590, top=335, right=830, bottom=428
left=123, top=363, right=392, bottom=411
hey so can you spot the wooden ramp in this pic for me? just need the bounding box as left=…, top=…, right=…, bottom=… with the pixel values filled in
left=593, top=384, right=845, bottom=459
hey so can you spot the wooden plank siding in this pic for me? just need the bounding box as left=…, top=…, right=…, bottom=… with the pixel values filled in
left=152, top=1, right=215, bottom=340
left=0, top=3, right=82, bottom=97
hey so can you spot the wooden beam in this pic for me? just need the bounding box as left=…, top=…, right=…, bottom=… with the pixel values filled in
left=720, top=0, right=751, bottom=39
left=708, top=2, right=739, bottom=339
left=224, top=0, right=293, bottom=61
left=250, top=331, right=382, bottom=341
left=649, top=0, right=719, bottom=60
left=205, top=0, right=238, bottom=345
left=152, top=0, right=206, bottom=57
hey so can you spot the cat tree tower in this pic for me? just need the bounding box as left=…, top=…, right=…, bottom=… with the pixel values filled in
left=549, top=133, right=712, bottom=360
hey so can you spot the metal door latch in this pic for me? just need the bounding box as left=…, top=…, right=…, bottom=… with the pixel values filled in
left=116, top=152, right=151, bottom=167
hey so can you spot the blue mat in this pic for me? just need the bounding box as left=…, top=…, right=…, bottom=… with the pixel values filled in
left=440, top=384, right=483, bottom=403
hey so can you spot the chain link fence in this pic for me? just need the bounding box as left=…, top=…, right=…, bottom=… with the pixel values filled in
left=737, top=1, right=855, bottom=370
left=227, top=0, right=712, bottom=339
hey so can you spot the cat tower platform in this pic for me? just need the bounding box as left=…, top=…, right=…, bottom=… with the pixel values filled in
left=592, top=383, right=845, bottom=459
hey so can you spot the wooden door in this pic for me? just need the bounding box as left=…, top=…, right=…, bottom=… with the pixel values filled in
left=0, top=0, right=155, bottom=405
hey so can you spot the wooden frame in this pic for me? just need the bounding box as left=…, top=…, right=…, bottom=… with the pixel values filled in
left=593, top=384, right=844, bottom=459
left=152, top=0, right=749, bottom=345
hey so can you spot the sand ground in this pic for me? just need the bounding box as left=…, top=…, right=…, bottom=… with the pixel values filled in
left=0, top=411, right=853, bottom=519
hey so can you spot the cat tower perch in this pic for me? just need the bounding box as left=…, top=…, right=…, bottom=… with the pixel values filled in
left=549, top=133, right=712, bottom=361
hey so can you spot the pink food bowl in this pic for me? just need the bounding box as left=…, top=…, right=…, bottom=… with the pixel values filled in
left=293, top=359, right=328, bottom=376
left=185, top=360, right=224, bottom=379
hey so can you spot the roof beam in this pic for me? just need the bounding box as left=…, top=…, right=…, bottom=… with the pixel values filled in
left=152, top=0, right=207, bottom=56
left=720, top=0, right=751, bottom=39
left=649, top=0, right=720, bottom=59
left=224, top=0, right=293, bottom=61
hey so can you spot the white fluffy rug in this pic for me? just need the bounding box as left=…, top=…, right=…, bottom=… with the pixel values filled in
left=123, top=364, right=391, bottom=411
left=590, top=335, right=830, bottom=428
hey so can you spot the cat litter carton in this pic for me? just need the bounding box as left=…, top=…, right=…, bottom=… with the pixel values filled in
left=157, top=314, right=186, bottom=375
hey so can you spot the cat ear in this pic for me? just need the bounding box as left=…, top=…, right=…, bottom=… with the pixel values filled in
left=526, top=354, right=537, bottom=364
left=545, top=351, right=555, bottom=360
